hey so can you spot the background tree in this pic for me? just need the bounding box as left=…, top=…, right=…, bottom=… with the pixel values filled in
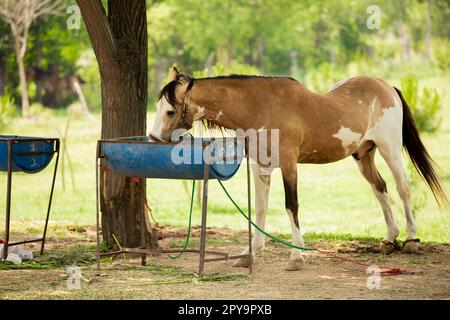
left=0, top=0, right=62, bottom=116
left=0, top=23, right=10, bottom=96
left=76, top=0, right=157, bottom=248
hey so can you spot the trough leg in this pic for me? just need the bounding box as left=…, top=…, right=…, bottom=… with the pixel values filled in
left=3, top=142, right=12, bottom=260
left=198, top=163, right=209, bottom=279
left=40, top=141, right=60, bottom=255
left=246, top=139, right=253, bottom=274
left=95, top=143, right=101, bottom=270
left=140, top=186, right=147, bottom=266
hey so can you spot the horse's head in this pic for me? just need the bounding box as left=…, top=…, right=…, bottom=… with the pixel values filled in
left=150, top=67, right=194, bottom=142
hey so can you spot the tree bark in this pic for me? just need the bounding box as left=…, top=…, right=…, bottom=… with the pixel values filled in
left=14, top=41, right=30, bottom=117
left=34, top=25, right=43, bottom=103
left=424, top=0, right=432, bottom=59
left=400, top=23, right=410, bottom=60
left=77, top=0, right=157, bottom=248
left=256, top=36, right=265, bottom=74
left=289, top=50, right=299, bottom=76
left=0, top=57, right=6, bottom=96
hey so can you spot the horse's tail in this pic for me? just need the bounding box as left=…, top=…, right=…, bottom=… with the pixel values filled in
left=394, top=87, right=449, bottom=208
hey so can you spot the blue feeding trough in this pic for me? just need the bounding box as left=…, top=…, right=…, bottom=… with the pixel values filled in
left=100, top=136, right=244, bottom=180
left=0, top=136, right=56, bottom=174
left=1, top=135, right=59, bottom=260
left=95, top=136, right=252, bottom=277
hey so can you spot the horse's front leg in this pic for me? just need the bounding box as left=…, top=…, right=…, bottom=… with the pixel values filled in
left=233, top=163, right=272, bottom=267
left=281, top=158, right=305, bottom=271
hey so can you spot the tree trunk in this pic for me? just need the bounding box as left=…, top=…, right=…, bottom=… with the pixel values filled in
left=0, top=58, right=6, bottom=96
left=203, top=52, right=215, bottom=75
left=424, top=0, right=432, bottom=59
left=34, top=26, right=43, bottom=103
left=14, top=40, right=30, bottom=116
left=256, top=37, right=265, bottom=74
left=77, top=0, right=157, bottom=248
left=401, top=24, right=410, bottom=60
left=16, top=54, right=30, bottom=117
left=99, top=63, right=151, bottom=248
left=289, top=50, right=299, bottom=76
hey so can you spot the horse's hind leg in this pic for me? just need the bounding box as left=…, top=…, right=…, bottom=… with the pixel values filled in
left=233, top=164, right=272, bottom=268
left=378, top=145, right=419, bottom=253
left=281, top=160, right=305, bottom=271
left=354, top=148, right=400, bottom=254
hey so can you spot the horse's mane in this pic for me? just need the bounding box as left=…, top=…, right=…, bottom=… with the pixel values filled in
left=158, top=73, right=194, bottom=108
left=157, top=73, right=298, bottom=132
left=196, top=74, right=299, bottom=82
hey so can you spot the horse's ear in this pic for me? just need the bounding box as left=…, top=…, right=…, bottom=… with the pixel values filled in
left=169, top=67, right=179, bottom=81
left=174, top=75, right=193, bottom=102
left=177, top=72, right=192, bottom=85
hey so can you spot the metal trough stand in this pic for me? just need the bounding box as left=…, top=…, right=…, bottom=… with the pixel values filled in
left=1, top=137, right=60, bottom=260
left=95, top=137, right=253, bottom=278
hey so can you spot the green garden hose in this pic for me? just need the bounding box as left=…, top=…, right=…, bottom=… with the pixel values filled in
left=168, top=180, right=196, bottom=259
left=169, top=175, right=314, bottom=262
left=216, top=179, right=315, bottom=251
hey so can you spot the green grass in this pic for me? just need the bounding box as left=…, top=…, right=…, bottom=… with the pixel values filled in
left=0, top=243, right=99, bottom=270
left=0, top=76, right=449, bottom=243
left=138, top=270, right=248, bottom=286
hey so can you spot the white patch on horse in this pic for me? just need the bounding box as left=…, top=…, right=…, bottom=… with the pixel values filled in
left=333, top=127, right=362, bottom=153
left=369, top=97, right=377, bottom=115
left=364, top=95, right=402, bottom=144
left=215, top=110, right=223, bottom=120
left=365, top=182, right=399, bottom=242
left=238, top=165, right=272, bottom=257
left=287, top=209, right=305, bottom=261
left=150, top=96, right=174, bottom=141
left=330, top=77, right=354, bottom=91
left=364, top=97, right=378, bottom=135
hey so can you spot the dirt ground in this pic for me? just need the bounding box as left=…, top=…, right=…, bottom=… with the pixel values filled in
left=0, top=227, right=449, bottom=300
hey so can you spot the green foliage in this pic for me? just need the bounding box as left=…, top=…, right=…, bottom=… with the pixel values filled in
left=0, top=94, right=16, bottom=128
left=1, top=0, right=449, bottom=112
left=407, top=162, right=428, bottom=215
left=400, top=75, right=443, bottom=214
left=193, top=63, right=260, bottom=79
left=304, top=63, right=346, bottom=93
left=75, top=50, right=101, bottom=111
left=433, top=38, right=450, bottom=73
left=27, top=102, right=52, bottom=120
left=400, top=75, right=442, bottom=133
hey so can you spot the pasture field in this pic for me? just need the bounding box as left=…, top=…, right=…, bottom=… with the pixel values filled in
left=0, top=76, right=448, bottom=243
left=0, top=76, right=449, bottom=299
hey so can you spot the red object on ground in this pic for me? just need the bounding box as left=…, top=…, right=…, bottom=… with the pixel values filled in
left=314, top=248, right=412, bottom=276
left=0, top=239, right=4, bottom=244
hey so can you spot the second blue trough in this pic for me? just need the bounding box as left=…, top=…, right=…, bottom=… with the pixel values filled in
left=0, top=135, right=56, bottom=174
left=100, top=136, right=244, bottom=180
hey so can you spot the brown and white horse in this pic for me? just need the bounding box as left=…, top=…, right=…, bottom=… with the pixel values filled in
left=150, top=67, right=448, bottom=271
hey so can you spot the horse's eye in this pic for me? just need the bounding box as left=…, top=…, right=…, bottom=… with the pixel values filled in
left=166, top=110, right=175, bottom=117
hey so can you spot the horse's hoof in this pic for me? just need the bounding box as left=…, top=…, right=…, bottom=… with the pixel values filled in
left=380, top=240, right=400, bottom=255
left=232, top=257, right=251, bottom=268
left=403, top=239, right=420, bottom=254
left=285, top=258, right=305, bottom=271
